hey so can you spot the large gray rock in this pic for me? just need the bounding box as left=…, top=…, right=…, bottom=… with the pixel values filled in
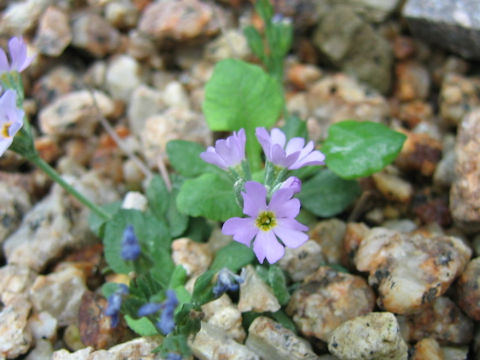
left=313, top=5, right=393, bottom=94
left=403, top=0, right=480, bottom=60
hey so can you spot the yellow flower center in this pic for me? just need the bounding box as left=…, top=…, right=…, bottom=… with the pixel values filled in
left=255, top=211, right=277, bottom=231
left=1, top=122, right=12, bottom=138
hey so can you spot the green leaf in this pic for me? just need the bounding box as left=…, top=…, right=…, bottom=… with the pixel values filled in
left=298, top=169, right=361, bottom=217
left=146, top=175, right=169, bottom=219
left=176, top=173, right=241, bottom=222
left=269, top=310, right=297, bottom=332
left=322, top=121, right=407, bottom=179
left=168, top=265, right=188, bottom=289
left=191, top=270, right=216, bottom=306
left=88, top=201, right=122, bottom=237
left=243, top=25, right=265, bottom=61
left=101, top=282, right=125, bottom=298
left=103, top=209, right=173, bottom=277
left=256, top=265, right=290, bottom=305
left=156, top=333, right=191, bottom=357
left=255, top=0, right=273, bottom=22
left=281, top=114, right=308, bottom=141
left=211, top=242, right=254, bottom=272
left=182, top=217, right=212, bottom=243
left=167, top=140, right=218, bottom=178
left=203, top=59, right=284, bottom=170
left=125, top=315, right=159, bottom=336
left=166, top=177, right=189, bottom=237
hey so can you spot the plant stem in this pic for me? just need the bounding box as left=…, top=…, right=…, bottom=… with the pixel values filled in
left=30, top=155, right=111, bottom=221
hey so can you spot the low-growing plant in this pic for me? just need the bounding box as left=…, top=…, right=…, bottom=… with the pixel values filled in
left=0, top=0, right=406, bottom=357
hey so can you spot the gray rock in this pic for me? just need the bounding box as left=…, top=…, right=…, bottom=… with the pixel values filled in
left=0, top=0, right=50, bottom=35
left=204, top=29, right=250, bottom=62
left=39, top=90, right=116, bottom=137
left=106, top=55, right=143, bottom=102
left=71, top=12, right=120, bottom=57
left=333, top=0, right=401, bottom=23
left=104, top=0, right=138, bottom=29
left=34, top=6, right=71, bottom=57
left=202, top=294, right=245, bottom=343
left=141, top=107, right=211, bottom=165
left=29, top=265, right=87, bottom=327
left=456, top=257, right=480, bottom=321
left=0, top=182, right=31, bottom=248
left=238, top=265, right=280, bottom=313
left=32, top=66, right=81, bottom=107
left=246, top=316, right=320, bottom=360
left=403, top=0, right=480, bottom=60
left=309, top=219, right=346, bottom=264
left=286, top=266, right=375, bottom=342
left=0, top=296, right=33, bottom=359
left=189, top=322, right=260, bottom=360
left=399, top=296, right=473, bottom=345
left=138, top=0, right=221, bottom=42
left=450, top=109, right=480, bottom=232
left=313, top=5, right=393, bottom=93
left=127, top=85, right=166, bottom=137
left=328, top=312, right=408, bottom=360
left=0, top=264, right=37, bottom=306
left=355, top=228, right=471, bottom=314
left=278, top=240, right=325, bottom=282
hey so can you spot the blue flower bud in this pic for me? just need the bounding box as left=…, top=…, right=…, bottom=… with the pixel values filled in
left=166, top=353, right=182, bottom=360
left=212, top=268, right=244, bottom=297
left=137, top=302, right=163, bottom=317
left=121, top=225, right=141, bottom=261
left=156, top=289, right=178, bottom=335
left=105, top=284, right=129, bottom=328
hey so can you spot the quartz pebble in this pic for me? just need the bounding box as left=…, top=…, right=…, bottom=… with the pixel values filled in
left=286, top=266, right=375, bottom=342
left=204, top=29, right=250, bottom=62
left=0, top=181, right=31, bottom=247
left=456, top=257, right=480, bottom=321
left=355, top=228, right=471, bottom=314
left=238, top=265, right=280, bottom=313
left=0, top=264, right=37, bottom=306
left=172, top=238, right=212, bottom=277
left=450, top=108, right=480, bottom=233
left=371, top=171, right=413, bottom=203
left=202, top=294, right=245, bottom=343
left=246, top=316, right=320, bottom=360
left=0, top=0, right=50, bottom=35
left=0, top=296, right=33, bottom=359
left=189, top=322, right=260, bottom=360
left=127, top=85, right=166, bottom=137
left=278, top=240, right=325, bottom=282
left=412, top=338, right=443, bottom=360
left=34, top=6, right=72, bottom=57
left=328, top=312, right=408, bottom=360
left=29, top=266, right=87, bottom=327
left=106, top=55, right=143, bottom=102
left=39, top=90, right=116, bottom=138
left=25, top=339, right=54, bottom=360
left=399, top=296, right=473, bottom=345
left=309, top=219, right=346, bottom=264
left=121, top=191, right=148, bottom=211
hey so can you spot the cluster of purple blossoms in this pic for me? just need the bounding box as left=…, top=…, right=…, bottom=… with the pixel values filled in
left=137, top=289, right=179, bottom=335
left=105, top=284, right=129, bottom=327
left=200, top=127, right=325, bottom=264
left=0, top=37, right=33, bottom=157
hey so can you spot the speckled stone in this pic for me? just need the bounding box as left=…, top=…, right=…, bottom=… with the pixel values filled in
left=403, top=0, right=480, bottom=60
left=34, top=6, right=71, bottom=57
left=355, top=227, right=471, bottom=314
left=328, top=312, right=408, bottom=360
left=286, top=266, right=375, bottom=342
left=450, top=108, right=480, bottom=233
left=456, top=257, right=480, bottom=320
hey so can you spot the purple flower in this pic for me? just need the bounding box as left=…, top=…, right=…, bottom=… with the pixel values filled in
left=255, top=127, right=325, bottom=170
left=200, top=129, right=246, bottom=170
left=212, top=268, right=244, bottom=297
left=0, top=37, right=33, bottom=74
left=0, top=89, right=24, bottom=156
left=105, top=284, right=129, bottom=328
left=280, top=176, right=301, bottom=194
left=222, top=181, right=308, bottom=264
left=156, top=289, right=178, bottom=335
left=121, top=225, right=141, bottom=261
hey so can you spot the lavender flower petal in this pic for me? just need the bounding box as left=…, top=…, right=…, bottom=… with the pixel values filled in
left=222, top=217, right=257, bottom=246
left=253, top=230, right=285, bottom=264
left=200, top=129, right=246, bottom=170
left=280, top=176, right=301, bottom=194
left=242, top=181, right=267, bottom=216
left=274, top=219, right=309, bottom=248
left=0, top=50, right=8, bottom=73
left=8, top=37, right=33, bottom=72
left=0, top=89, right=24, bottom=156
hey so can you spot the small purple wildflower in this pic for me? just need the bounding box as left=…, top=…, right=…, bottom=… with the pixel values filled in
left=222, top=181, right=308, bottom=264
left=137, top=302, right=162, bottom=317
left=200, top=129, right=246, bottom=170
left=156, top=289, right=178, bottom=335
left=105, top=284, right=129, bottom=328
left=0, top=89, right=24, bottom=156
left=255, top=127, right=325, bottom=170
left=0, top=36, right=33, bottom=74
left=121, top=225, right=140, bottom=261
left=212, top=268, right=244, bottom=297
left=280, top=176, right=301, bottom=194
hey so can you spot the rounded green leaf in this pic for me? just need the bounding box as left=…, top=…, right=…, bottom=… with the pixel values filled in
left=322, top=121, right=407, bottom=179
left=176, top=173, right=242, bottom=222
left=298, top=169, right=361, bottom=217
